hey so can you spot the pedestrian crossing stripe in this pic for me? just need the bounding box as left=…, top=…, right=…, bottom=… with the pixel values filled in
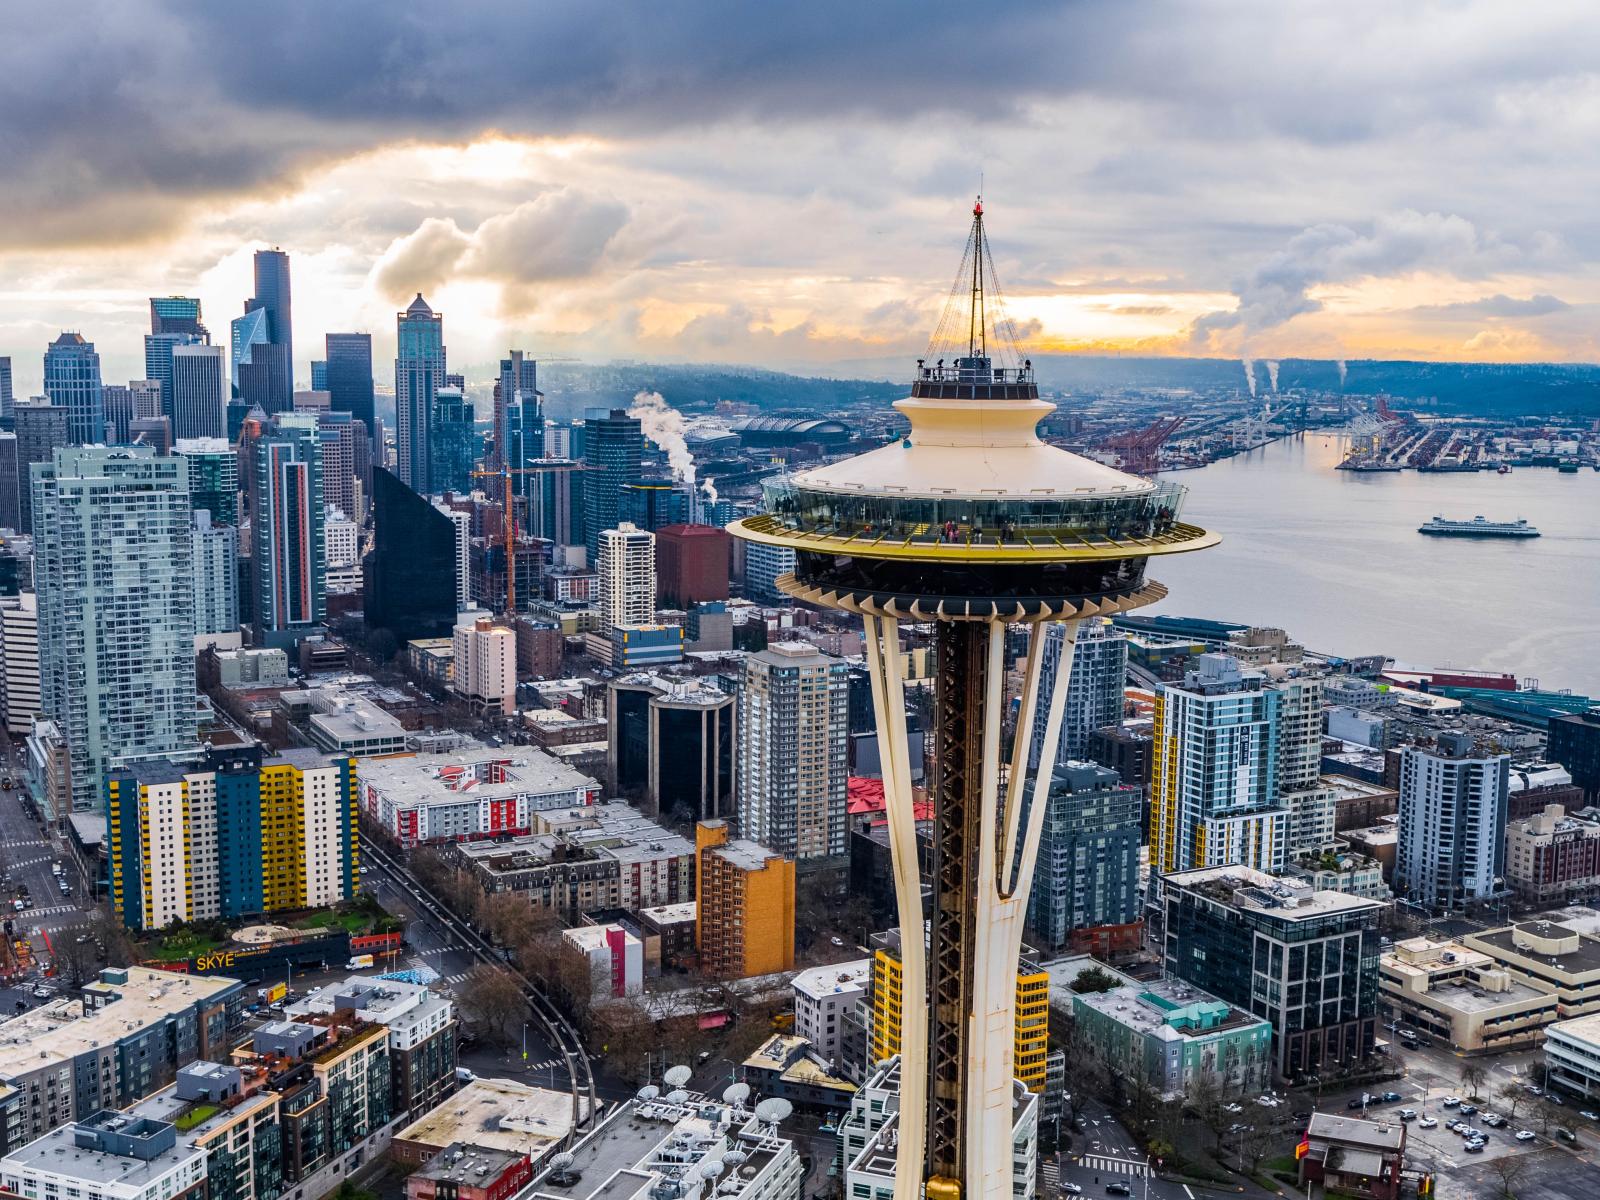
left=1076, top=1154, right=1149, bottom=1177
left=1040, top=1162, right=1059, bottom=1182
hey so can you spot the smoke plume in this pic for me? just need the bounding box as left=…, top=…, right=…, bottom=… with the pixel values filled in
left=1241, top=357, right=1257, bottom=398
left=1265, top=360, right=1280, bottom=392
left=627, top=390, right=696, bottom=488
left=701, top=477, right=720, bottom=505
left=1336, top=359, right=1348, bottom=387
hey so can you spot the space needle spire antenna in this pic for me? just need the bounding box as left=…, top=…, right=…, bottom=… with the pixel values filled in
left=728, top=200, right=1219, bottom=1200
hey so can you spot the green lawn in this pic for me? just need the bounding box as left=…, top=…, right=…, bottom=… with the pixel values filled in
left=174, top=1104, right=218, bottom=1131
left=147, top=932, right=221, bottom=962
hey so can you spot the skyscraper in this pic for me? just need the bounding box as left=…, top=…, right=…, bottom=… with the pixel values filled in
left=245, top=248, right=293, bottom=411
left=736, top=642, right=849, bottom=860
left=229, top=306, right=269, bottom=391
left=1150, top=653, right=1289, bottom=876
left=1027, top=761, right=1143, bottom=954
left=596, top=522, right=656, bottom=632
left=310, top=360, right=328, bottom=391
left=495, top=351, right=540, bottom=470
left=314, top=409, right=366, bottom=520
left=34, top=446, right=197, bottom=812
left=249, top=414, right=325, bottom=648
left=0, top=356, right=13, bottom=420
left=1030, top=617, right=1127, bottom=768
left=1395, top=732, right=1510, bottom=912
left=169, top=344, right=228, bottom=439
left=174, top=437, right=239, bottom=524
left=12, top=402, right=70, bottom=533
left=395, top=294, right=445, bottom=493
left=143, top=330, right=204, bottom=419
left=0, top=435, right=17, bottom=531
left=149, top=296, right=207, bottom=337
left=581, top=407, right=642, bottom=561
left=43, top=332, right=105, bottom=444
left=191, top=509, right=240, bottom=642
left=324, top=332, right=376, bottom=437
left=364, top=467, right=459, bottom=641
left=428, top=385, right=476, bottom=495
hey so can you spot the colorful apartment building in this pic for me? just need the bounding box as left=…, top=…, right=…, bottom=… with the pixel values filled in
left=107, top=743, right=357, bottom=931
left=694, top=819, right=794, bottom=978
left=866, top=927, right=1051, bottom=1092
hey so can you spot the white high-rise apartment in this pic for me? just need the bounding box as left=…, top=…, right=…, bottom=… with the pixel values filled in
left=435, top=502, right=472, bottom=609
left=324, top=504, right=362, bottom=594
left=453, top=616, right=518, bottom=716
left=1150, top=653, right=1290, bottom=877
left=597, top=521, right=656, bottom=632
left=0, top=591, right=40, bottom=736
left=34, top=446, right=197, bottom=811
left=736, top=641, right=849, bottom=859
left=190, top=509, right=239, bottom=644
left=1396, top=732, right=1510, bottom=912
left=1270, top=671, right=1339, bottom=855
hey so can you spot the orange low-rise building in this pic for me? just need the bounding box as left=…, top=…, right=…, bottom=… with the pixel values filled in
left=695, top=819, right=794, bottom=978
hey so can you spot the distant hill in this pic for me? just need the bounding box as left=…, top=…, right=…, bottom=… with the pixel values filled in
left=540, top=362, right=903, bottom=418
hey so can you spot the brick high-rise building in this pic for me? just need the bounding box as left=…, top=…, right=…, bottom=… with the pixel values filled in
left=695, top=819, right=794, bottom=979
left=654, top=523, right=731, bottom=608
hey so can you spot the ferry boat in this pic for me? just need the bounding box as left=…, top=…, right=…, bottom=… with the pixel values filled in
left=1418, top=515, right=1540, bottom=538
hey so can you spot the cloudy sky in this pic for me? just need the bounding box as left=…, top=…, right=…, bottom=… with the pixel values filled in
left=5, top=0, right=1600, bottom=393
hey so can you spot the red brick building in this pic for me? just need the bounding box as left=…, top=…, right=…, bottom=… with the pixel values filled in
left=407, top=1144, right=532, bottom=1200
left=655, top=524, right=730, bottom=607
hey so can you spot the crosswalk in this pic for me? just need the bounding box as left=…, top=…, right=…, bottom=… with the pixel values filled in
left=30, top=905, right=81, bottom=920
left=1076, top=1154, right=1149, bottom=1178
left=442, top=970, right=472, bottom=986
left=1040, top=1161, right=1059, bottom=1186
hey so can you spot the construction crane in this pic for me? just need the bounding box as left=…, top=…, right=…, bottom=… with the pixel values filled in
left=471, top=465, right=542, bottom=615
left=1103, top=415, right=1185, bottom=476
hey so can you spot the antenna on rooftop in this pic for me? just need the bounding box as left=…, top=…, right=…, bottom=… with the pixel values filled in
left=663, top=1064, right=692, bottom=1087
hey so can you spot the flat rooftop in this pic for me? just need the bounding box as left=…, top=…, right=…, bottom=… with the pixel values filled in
left=1075, top=978, right=1265, bottom=1038
left=359, top=747, right=599, bottom=806
left=1471, top=923, right=1600, bottom=974
left=1305, top=1111, right=1405, bottom=1150
left=0, top=968, right=237, bottom=1081
left=638, top=901, right=697, bottom=926
left=2, top=1116, right=204, bottom=1187
left=396, top=1077, right=572, bottom=1155
left=1166, top=865, right=1383, bottom=919
left=792, top=959, right=870, bottom=1001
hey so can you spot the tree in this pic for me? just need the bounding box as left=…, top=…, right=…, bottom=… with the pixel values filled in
left=51, top=923, right=102, bottom=987
left=1239, top=1121, right=1275, bottom=1175
left=1496, top=1082, right=1526, bottom=1119
left=1488, top=1152, right=1531, bottom=1199
left=1533, top=1098, right=1563, bottom=1135
left=1071, top=966, right=1120, bottom=995
left=458, top=965, right=525, bottom=1043
left=1460, top=1063, right=1488, bottom=1100
left=587, top=999, right=657, bottom=1083
left=1187, top=1073, right=1232, bottom=1152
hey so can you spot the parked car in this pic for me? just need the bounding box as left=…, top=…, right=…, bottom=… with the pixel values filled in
left=1418, top=1117, right=1438, bottom=1129
left=1465, top=1140, right=1485, bottom=1153
left=1516, top=1130, right=1536, bottom=1141
left=1381, top=1091, right=1402, bottom=1103
left=1557, top=1129, right=1578, bottom=1144
left=1399, top=1109, right=1417, bottom=1120
left=1348, top=1098, right=1367, bottom=1110
left=1459, top=1104, right=1478, bottom=1116
left=1581, top=1110, right=1600, bottom=1122
left=1442, top=1096, right=1461, bottom=1108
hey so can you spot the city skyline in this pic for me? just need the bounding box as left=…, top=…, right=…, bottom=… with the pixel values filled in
left=6, top=5, right=1600, bottom=390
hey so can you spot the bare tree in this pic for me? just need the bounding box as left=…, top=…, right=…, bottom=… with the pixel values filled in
left=1460, top=1062, right=1488, bottom=1100
left=458, top=965, right=526, bottom=1043
left=1187, top=1073, right=1231, bottom=1153
left=52, top=923, right=100, bottom=987
left=1496, top=1082, right=1526, bottom=1119
left=1488, top=1152, right=1531, bottom=1199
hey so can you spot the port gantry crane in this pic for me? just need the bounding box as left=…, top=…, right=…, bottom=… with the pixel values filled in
left=1103, top=414, right=1185, bottom=476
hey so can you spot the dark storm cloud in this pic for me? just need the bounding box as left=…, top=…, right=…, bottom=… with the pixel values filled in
left=6, top=1, right=1600, bottom=248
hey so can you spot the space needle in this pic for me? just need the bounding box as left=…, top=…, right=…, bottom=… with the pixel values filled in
left=729, top=201, right=1217, bottom=1200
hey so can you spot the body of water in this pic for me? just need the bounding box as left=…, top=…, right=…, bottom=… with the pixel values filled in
left=1146, top=435, right=1600, bottom=695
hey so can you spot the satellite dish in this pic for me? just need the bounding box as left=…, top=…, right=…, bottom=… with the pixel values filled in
left=699, top=1160, right=725, bottom=1180
left=755, top=1098, right=791, bottom=1123
left=722, top=1083, right=751, bottom=1106
left=664, top=1065, right=693, bottom=1087
left=722, top=1151, right=747, bottom=1167
left=666, top=1089, right=690, bottom=1104
left=637, top=1086, right=660, bottom=1101
left=550, top=1153, right=576, bottom=1170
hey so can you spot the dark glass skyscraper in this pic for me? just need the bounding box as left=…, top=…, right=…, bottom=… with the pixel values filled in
left=249, top=249, right=293, bottom=409
left=12, top=403, right=70, bottom=533
left=582, top=407, right=643, bottom=562
left=364, top=466, right=458, bottom=641
left=428, top=387, right=476, bottom=495
left=395, top=295, right=445, bottom=493
left=43, top=332, right=104, bottom=444
left=325, top=332, right=375, bottom=436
